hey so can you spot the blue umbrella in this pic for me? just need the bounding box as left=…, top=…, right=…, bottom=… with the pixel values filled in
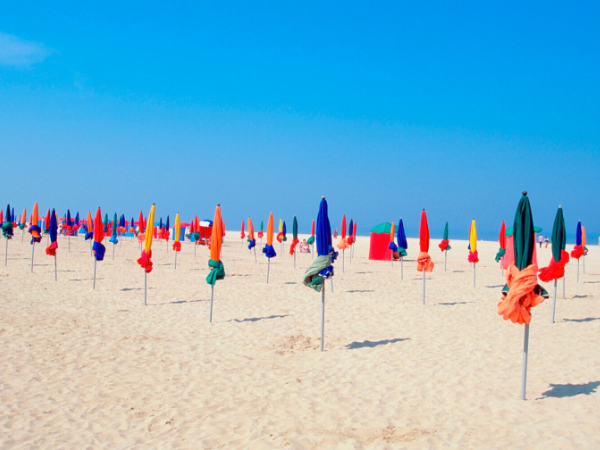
left=166, top=215, right=170, bottom=231
left=576, top=221, right=582, bottom=246
left=398, top=219, right=408, bottom=251
left=66, top=210, right=72, bottom=228
left=48, top=209, right=59, bottom=280
left=317, top=199, right=332, bottom=257
left=75, top=212, right=80, bottom=227
left=119, top=215, right=126, bottom=229
left=310, top=197, right=336, bottom=351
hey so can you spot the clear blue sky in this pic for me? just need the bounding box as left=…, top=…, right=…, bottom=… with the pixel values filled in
left=1, top=1, right=599, bottom=242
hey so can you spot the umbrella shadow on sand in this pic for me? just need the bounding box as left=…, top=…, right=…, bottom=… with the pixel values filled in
left=346, top=338, right=410, bottom=350
left=563, top=317, right=600, bottom=323
left=538, top=381, right=600, bottom=399
left=230, top=314, right=289, bottom=323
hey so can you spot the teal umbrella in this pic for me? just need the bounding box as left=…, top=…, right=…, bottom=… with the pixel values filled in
left=497, top=191, right=548, bottom=400
left=539, top=206, right=569, bottom=323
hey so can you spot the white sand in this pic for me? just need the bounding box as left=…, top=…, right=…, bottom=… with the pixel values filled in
left=1, top=232, right=599, bottom=449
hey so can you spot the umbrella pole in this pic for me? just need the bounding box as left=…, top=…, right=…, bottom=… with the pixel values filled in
left=144, top=272, right=147, bottom=306
left=312, top=244, right=314, bottom=260
left=253, top=246, right=257, bottom=264
left=583, top=255, right=585, bottom=274
left=266, top=258, right=270, bottom=284
left=5, top=239, right=7, bottom=266
left=68, top=235, right=70, bottom=252
left=194, top=242, right=197, bottom=258
left=391, top=250, right=393, bottom=267
left=521, top=324, right=530, bottom=400
left=54, top=255, right=57, bottom=281
left=209, top=285, right=214, bottom=323
left=320, top=287, right=325, bottom=352
left=294, top=250, right=296, bottom=269
left=563, top=276, right=566, bottom=299
left=31, top=243, right=35, bottom=272
left=93, top=259, right=97, bottom=290
left=422, top=269, right=425, bottom=305
left=89, top=239, right=92, bottom=256
left=444, top=250, right=447, bottom=271
left=349, top=246, right=352, bottom=264
left=577, top=259, right=579, bottom=283
left=330, top=277, right=333, bottom=293
left=551, top=279, right=557, bottom=323
left=473, top=263, right=476, bottom=287
left=401, top=258, right=403, bottom=280
left=112, top=243, right=115, bottom=260
left=174, top=252, right=177, bottom=270
left=342, top=250, right=345, bottom=273
left=22, top=230, right=24, bottom=242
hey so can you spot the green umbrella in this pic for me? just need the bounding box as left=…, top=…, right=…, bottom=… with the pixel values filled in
left=439, top=221, right=451, bottom=271
left=539, top=206, right=568, bottom=323
left=498, top=191, right=548, bottom=400
left=291, top=216, right=299, bottom=268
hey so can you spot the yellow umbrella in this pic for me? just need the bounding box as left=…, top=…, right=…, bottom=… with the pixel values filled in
left=173, top=213, right=181, bottom=268
left=468, top=219, right=479, bottom=286
left=137, top=204, right=155, bottom=305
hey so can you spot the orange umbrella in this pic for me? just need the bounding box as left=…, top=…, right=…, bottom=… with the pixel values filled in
left=28, top=203, right=42, bottom=271
left=207, top=204, right=225, bottom=322
left=263, top=213, right=276, bottom=283
left=248, top=217, right=257, bottom=263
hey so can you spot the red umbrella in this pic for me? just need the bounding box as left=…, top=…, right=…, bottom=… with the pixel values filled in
left=417, top=209, right=434, bottom=304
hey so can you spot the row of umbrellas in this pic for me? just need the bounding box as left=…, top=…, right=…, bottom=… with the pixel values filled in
left=2, top=194, right=593, bottom=401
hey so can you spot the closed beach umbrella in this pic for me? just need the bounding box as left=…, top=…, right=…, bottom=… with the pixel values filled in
left=439, top=221, right=451, bottom=271
left=258, top=220, right=264, bottom=239
left=240, top=220, right=245, bottom=244
left=247, top=217, right=257, bottom=263
left=337, top=215, right=349, bottom=271
left=570, top=221, right=584, bottom=281
left=85, top=211, right=94, bottom=240
left=45, top=209, right=58, bottom=280
left=290, top=216, right=300, bottom=266
left=28, top=203, right=42, bottom=271
left=207, top=205, right=225, bottom=322
left=92, top=208, right=106, bottom=289
left=2, top=204, right=14, bottom=266
left=497, top=191, right=548, bottom=400
left=44, top=209, right=51, bottom=234
left=137, top=204, right=155, bottom=305
left=539, top=206, right=569, bottom=323
left=468, top=219, right=479, bottom=286
left=262, top=213, right=276, bottom=283
left=109, top=213, right=118, bottom=254
left=417, top=210, right=434, bottom=304
left=388, top=221, right=396, bottom=265
left=173, top=213, right=181, bottom=268
left=302, top=197, right=336, bottom=352
left=496, top=221, right=506, bottom=264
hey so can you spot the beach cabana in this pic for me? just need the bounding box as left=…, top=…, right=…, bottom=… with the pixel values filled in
left=369, top=222, right=393, bottom=261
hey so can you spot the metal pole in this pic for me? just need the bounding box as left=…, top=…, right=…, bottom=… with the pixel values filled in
left=31, top=243, right=35, bottom=272
left=54, top=255, right=57, bottom=281
left=563, top=276, right=565, bottom=299
left=112, top=244, right=115, bottom=260
left=391, top=249, right=393, bottom=267
left=4, top=239, right=7, bottom=266
left=174, top=252, right=177, bottom=270
left=266, top=258, right=270, bottom=284
left=473, top=263, right=476, bottom=287
left=401, top=258, right=403, bottom=280
left=93, top=259, right=97, bottom=290
left=294, top=250, right=296, bottom=269
left=312, top=244, right=314, bottom=260
left=68, top=235, right=70, bottom=252
left=577, top=259, right=580, bottom=283
left=209, top=285, right=214, bottom=323
left=422, top=269, right=425, bottom=305
left=89, top=239, right=92, bottom=256
left=320, top=287, right=325, bottom=352
left=144, top=272, right=147, bottom=306
left=551, top=279, right=557, bottom=323
left=194, top=241, right=197, bottom=257
left=342, top=250, right=345, bottom=273
left=253, top=246, right=257, bottom=264
left=330, top=277, right=333, bottom=293
left=583, top=255, right=585, bottom=274
left=521, top=324, right=530, bottom=400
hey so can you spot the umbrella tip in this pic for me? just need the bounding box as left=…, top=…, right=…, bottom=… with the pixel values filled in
left=322, top=196, right=325, bottom=199
left=559, top=205, right=562, bottom=208
left=522, top=191, right=527, bottom=196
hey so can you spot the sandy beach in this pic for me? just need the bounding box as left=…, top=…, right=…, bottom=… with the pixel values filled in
left=1, top=233, right=599, bottom=449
